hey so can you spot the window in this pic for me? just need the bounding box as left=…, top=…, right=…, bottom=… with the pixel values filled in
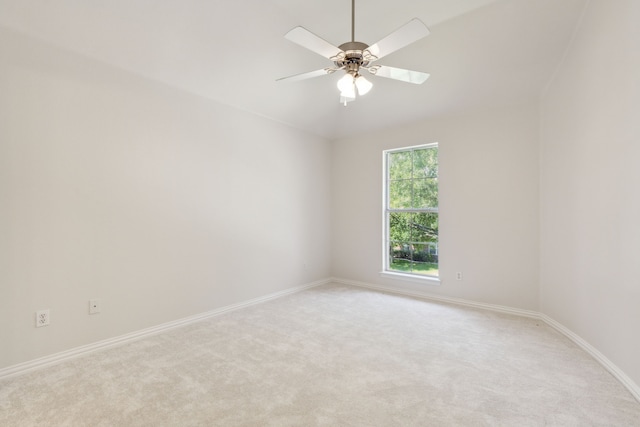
left=383, top=144, right=439, bottom=279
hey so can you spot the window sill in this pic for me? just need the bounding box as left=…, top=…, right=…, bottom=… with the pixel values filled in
left=379, top=271, right=441, bottom=285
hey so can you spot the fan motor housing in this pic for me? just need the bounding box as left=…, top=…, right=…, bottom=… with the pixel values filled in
left=334, top=41, right=371, bottom=70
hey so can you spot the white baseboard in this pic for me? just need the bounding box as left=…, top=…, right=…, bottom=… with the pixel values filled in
left=539, top=314, right=640, bottom=402
left=332, top=276, right=640, bottom=403
left=0, top=278, right=331, bottom=381
left=332, top=277, right=541, bottom=318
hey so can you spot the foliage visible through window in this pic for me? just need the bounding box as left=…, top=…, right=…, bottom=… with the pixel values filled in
left=385, top=144, right=438, bottom=277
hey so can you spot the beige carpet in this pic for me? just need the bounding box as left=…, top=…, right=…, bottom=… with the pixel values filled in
left=1, top=284, right=639, bottom=426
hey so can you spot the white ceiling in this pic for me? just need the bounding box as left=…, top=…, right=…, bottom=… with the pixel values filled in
left=0, top=0, right=587, bottom=140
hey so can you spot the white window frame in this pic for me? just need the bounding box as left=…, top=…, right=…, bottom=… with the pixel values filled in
left=381, top=143, right=440, bottom=285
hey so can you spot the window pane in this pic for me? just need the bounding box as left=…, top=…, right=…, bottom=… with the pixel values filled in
left=389, top=151, right=412, bottom=180
left=411, top=243, right=439, bottom=276
left=389, top=243, right=411, bottom=273
left=413, top=178, right=438, bottom=208
left=412, top=147, right=438, bottom=179
left=410, top=212, right=438, bottom=243
left=389, top=212, right=411, bottom=242
left=410, top=262, right=439, bottom=276
left=389, top=180, right=412, bottom=209
left=390, top=258, right=412, bottom=273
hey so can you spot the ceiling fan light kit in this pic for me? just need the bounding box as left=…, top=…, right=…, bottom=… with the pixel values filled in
left=278, top=0, right=431, bottom=106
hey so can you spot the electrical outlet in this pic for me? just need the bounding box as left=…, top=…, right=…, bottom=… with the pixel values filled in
left=36, top=309, right=50, bottom=327
left=456, top=272, right=463, bottom=281
left=89, top=299, right=101, bottom=314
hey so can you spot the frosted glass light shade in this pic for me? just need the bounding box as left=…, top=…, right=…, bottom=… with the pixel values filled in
left=337, top=74, right=356, bottom=102
left=355, top=75, right=372, bottom=95
left=337, top=74, right=355, bottom=93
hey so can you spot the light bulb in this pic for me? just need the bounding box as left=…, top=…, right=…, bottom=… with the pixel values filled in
left=355, top=75, right=373, bottom=96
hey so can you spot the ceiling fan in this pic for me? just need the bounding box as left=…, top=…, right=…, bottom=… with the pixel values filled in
left=277, top=0, right=431, bottom=106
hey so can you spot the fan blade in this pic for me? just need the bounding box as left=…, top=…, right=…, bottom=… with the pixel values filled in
left=277, top=68, right=336, bottom=82
left=369, top=66, right=430, bottom=84
left=284, top=26, right=343, bottom=60
left=366, top=19, right=430, bottom=61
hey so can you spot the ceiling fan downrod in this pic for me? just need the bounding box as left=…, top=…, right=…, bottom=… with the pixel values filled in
left=351, top=0, right=355, bottom=42
left=336, top=0, right=372, bottom=76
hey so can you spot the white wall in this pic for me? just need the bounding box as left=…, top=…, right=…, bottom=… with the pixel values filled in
left=0, top=28, right=332, bottom=369
left=331, top=103, right=540, bottom=310
left=540, top=0, right=640, bottom=387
